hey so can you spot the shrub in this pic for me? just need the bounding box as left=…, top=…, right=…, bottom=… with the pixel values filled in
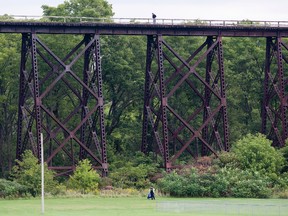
left=0, top=179, right=29, bottom=198
left=12, top=150, right=57, bottom=197
left=109, top=162, right=153, bottom=189
left=216, top=151, right=238, bottom=168
left=67, top=159, right=100, bottom=194
left=232, top=133, right=284, bottom=176
left=218, top=168, right=272, bottom=198
left=157, top=167, right=272, bottom=198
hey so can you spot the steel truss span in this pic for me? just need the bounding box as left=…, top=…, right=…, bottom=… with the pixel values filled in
left=0, top=21, right=286, bottom=175
left=17, top=33, right=108, bottom=176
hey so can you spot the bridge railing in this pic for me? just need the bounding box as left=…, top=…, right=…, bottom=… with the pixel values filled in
left=1, top=15, right=288, bottom=27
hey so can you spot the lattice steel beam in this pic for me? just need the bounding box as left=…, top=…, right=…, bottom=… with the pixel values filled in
left=141, top=35, right=229, bottom=169
left=262, top=37, right=288, bottom=147
left=17, top=33, right=108, bottom=176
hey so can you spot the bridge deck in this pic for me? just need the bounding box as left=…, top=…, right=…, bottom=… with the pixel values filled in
left=1, top=21, right=288, bottom=37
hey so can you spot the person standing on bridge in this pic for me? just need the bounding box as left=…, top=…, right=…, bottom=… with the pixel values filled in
left=152, top=13, right=156, bottom=24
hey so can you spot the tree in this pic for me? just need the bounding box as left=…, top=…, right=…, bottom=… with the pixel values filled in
left=12, top=150, right=56, bottom=197
left=0, top=32, right=21, bottom=177
left=42, top=0, right=114, bottom=18
left=101, top=36, right=146, bottom=154
left=223, top=37, right=265, bottom=142
left=68, top=159, right=100, bottom=193
left=232, top=133, right=284, bottom=176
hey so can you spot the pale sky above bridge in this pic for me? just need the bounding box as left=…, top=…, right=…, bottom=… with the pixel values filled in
left=0, top=0, right=287, bottom=21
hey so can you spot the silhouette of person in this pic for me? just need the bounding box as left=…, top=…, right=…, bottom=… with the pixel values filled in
left=149, top=187, right=155, bottom=200
left=152, top=13, right=156, bottom=24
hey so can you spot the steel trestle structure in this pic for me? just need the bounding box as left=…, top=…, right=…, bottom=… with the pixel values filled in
left=0, top=21, right=288, bottom=174
left=262, top=37, right=288, bottom=147
left=16, top=33, right=108, bottom=176
left=141, top=35, right=229, bottom=169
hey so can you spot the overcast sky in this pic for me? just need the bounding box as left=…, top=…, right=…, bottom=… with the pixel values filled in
left=0, top=0, right=287, bottom=21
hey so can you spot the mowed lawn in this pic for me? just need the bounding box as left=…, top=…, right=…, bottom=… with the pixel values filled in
left=0, top=197, right=287, bottom=216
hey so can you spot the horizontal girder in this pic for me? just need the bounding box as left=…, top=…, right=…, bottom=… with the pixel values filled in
left=1, top=22, right=288, bottom=37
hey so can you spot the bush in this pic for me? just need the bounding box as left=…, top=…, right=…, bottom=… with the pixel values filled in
left=158, top=171, right=187, bottom=196
left=12, top=150, right=57, bottom=197
left=67, top=159, right=100, bottom=194
left=216, top=151, right=238, bottom=168
left=217, top=168, right=272, bottom=198
left=109, top=162, right=154, bottom=189
left=0, top=179, right=29, bottom=198
left=157, top=167, right=272, bottom=198
left=232, top=133, right=284, bottom=176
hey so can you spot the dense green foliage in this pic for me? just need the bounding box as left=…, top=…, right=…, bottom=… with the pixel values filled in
left=157, top=134, right=288, bottom=198
left=0, top=179, right=28, bottom=198
left=157, top=167, right=272, bottom=198
left=231, top=133, right=284, bottom=176
left=42, top=0, right=113, bottom=18
left=107, top=152, right=158, bottom=189
left=11, top=150, right=56, bottom=197
left=67, top=159, right=100, bottom=193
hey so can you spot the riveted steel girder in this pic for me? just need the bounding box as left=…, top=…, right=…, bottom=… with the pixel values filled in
left=141, top=35, right=229, bottom=169
left=16, top=33, right=108, bottom=176
left=262, top=37, right=288, bottom=147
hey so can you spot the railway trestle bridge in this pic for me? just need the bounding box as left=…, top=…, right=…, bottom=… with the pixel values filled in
left=1, top=18, right=288, bottom=176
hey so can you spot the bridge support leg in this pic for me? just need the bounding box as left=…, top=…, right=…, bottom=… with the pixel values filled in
left=262, top=37, right=288, bottom=147
left=142, top=35, right=171, bottom=171
left=141, top=35, right=229, bottom=169
left=16, top=33, right=108, bottom=176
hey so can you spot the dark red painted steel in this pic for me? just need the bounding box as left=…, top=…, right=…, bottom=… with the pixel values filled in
left=141, top=35, right=229, bottom=168
left=157, top=35, right=171, bottom=170
left=262, top=37, right=288, bottom=147
left=141, top=35, right=153, bottom=154
left=16, top=33, right=108, bottom=176
left=2, top=22, right=288, bottom=37
left=16, top=33, right=29, bottom=160
left=31, top=34, right=42, bottom=160
left=218, top=37, right=230, bottom=151
left=10, top=21, right=288, bottom=174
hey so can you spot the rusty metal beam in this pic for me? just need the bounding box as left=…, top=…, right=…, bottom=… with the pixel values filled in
left=142, top=35, right=229, bottom=169
left=2, top=22, right=288, bottom=37
left=17, top=33, right=108, bottom=176
left=262, top=37, right=288, bottom=147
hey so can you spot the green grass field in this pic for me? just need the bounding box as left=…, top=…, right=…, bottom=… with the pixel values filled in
left=0, top=197, right=287, bottom=216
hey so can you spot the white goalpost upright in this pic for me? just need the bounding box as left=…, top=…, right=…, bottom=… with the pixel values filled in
left=41, top=133, right=45, bottom=214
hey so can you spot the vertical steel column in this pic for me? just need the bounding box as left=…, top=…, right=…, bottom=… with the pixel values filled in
left=218, top=36, right=229, bottom=151
left=262, top=37, right=288, bottom=146
left=202, top=36, right=213, bottom=155
left=94, top=34, right=108, bottom=176
left=16, top=33, right=29, bottom=159
left=31, top=33, right=42, bottom=160
left=141, top=35, right=153, bottom=153
left=79, top=35, right=90, bottom=160
left=276, top=37, right=288, bottom=142
left=157, top=35, right=171, bottom=171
